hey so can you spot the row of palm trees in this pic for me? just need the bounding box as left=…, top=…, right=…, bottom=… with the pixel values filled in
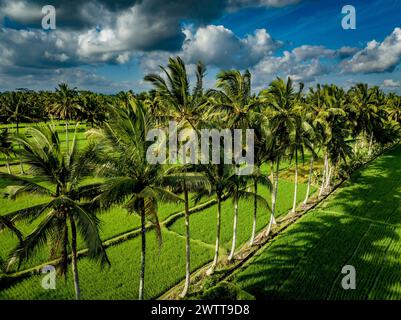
left=0, top=56, right=400, bottom=301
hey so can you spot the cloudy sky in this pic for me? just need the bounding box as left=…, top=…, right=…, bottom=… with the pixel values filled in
left=1, top=0, right=401, bottom=93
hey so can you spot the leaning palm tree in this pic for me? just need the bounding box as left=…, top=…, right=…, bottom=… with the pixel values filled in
left=0, top=124, right=109, bottom=300
left=145, top=56, right=210, bottom=297
left=89, top=98, right=183, bottom=300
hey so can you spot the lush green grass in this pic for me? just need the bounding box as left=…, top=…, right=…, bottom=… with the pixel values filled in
left=0, top=229, right=215, bottom=300
left=230, top=144, right=401, bottom=300
left=0, top=121, right=319, bottom=300
left=169, top=180, right=315, bottom=250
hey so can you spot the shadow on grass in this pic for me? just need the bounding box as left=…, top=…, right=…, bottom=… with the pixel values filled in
left=233, top=145, right=401, bottom=300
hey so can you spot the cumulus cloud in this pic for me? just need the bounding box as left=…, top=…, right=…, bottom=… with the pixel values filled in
left=250, top=47, right=333, bottom=88
left=383, top=79, right=401, bottom=88
left=342, top=28, right=401, bottom=73
left=181, top=25, right=281, bottom=69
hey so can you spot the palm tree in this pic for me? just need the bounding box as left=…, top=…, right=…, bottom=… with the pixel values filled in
left=90, top=98, right=183, bottom=300
left=4, top=91, right=31, bottom=174
left=0, top=129, right=14, bottom=174
left=145, top=56, right=210, bottom=297
left=49, top=83, right=81, bottom=153
left=387, top=93, right=401, bottom=124
left=0, top=124, right=109, bottom=300
left=208, top=69, right=264, bottom=246
left=287, top=116, right=315, bottom=212
left=260, top=77, right=300, bottom=235
left=192, top=160, right=234, bottom=275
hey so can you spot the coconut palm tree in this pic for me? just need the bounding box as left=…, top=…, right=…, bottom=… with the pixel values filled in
left=0, top=129, right=14, bottom=174
left=0, top=124, right=109, bottom=300
left=89, top=98, right=183, bottom=300
left=287, top=115, right=316, bottom=213
left=3, top=91, right=31, bottom=174
left=260, top=77, right=300, bottom=235
left=145, top=56, right=210, bottom=297
left=49, top=83, right=81, bottom=153
left=208, top=69, right=265, bottom=246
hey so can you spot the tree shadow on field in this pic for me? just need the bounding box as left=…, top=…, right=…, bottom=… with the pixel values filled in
left=234, top=145, right=401, bottom=300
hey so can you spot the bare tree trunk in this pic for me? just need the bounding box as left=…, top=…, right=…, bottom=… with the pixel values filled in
left=269, top=160, right=274, bottom=183
left=319, top=153, right=327, bottom=197
left=368, top=132, right=374, bottom=156
left=325, top=162, right=332, bottom=189
left=139, top=206, right=146, bottom=300
left=5, top=155, right=12, bottom=174
left=69, top=214, right=80, bottom=300
left=180, top=185, right=191, bottom=298
left=249, top=179, right=257, bottom=247
left=265, top=158, right=279, bottom=237
left=228, top=193, right=239, bottom=261
left=207, top=195, right=221, bottom=276
left=291, top=149, right=298, bottom=213
left=65, top=120, right=69, bottom=153
left=16, top=122, right=24, bottom=175
left=303, top=155, right=314, bottom=206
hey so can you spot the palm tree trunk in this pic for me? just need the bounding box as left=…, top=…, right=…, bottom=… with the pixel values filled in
left=180, top=184, right=191, bottom=298
left=319, top=153, right=327, bottom=197
left=303, top=155, right=314, bottom=206
left=5, top=155, right=12, bottom=174
left=139, top=206, right=146, bottom=300
left=368, top=132, right=373, bottom=156
left=265, top=158, right=279, bottom=236
left=228, top=192, right=239, bottom=261
left=16, top=122, right=24, bottom=175
left=65, top=120, right=69, bottom=153
left=68, top=214, right=80, bottom=300
left=291, top=148, right=298, bottom=213
left=249, top=179, right=258, bottom=246
left=269, top=160, right=274, bottom=183
left=207, top=195, right=221, bottom=276
left=325, top=162, right=332, bottom=189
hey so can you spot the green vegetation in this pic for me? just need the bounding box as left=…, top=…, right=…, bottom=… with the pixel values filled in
left=230, top=145, right=401, bottom=300
left=1, top=56, right=400, bottom=300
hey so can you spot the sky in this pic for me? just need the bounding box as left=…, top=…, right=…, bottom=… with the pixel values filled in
left=0, top=0, right=401, bottom=93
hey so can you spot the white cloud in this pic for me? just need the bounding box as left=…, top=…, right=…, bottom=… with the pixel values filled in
left=181, top=25, right=281, bottom=69
left=292, top=45, right=335, bottom=61
left=383, top=79, right=401, bottom=87
left=342, top=28, right=401, bottom=73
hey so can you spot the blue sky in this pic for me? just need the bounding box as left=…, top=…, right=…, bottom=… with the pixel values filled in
left=1, top=0, right=401, bottom=93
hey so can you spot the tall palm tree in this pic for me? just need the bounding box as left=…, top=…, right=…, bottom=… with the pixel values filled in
left=49, top=83, right=81, bottom=153
left=287, top=116, right=315, bottom=212
left=208, top=69, right=265, bottom=246
left=0, top=125, right=109, bottom=300
left=145, top=56, right=210, bottom=297
left=90, top=99, right=183, bottom=300
left=0, top=128, right=14, bottom=174
left=4, top=91, right=31, bottom=174
left=260, top=77, right=300, bottom=236
left=192, top=160, right=234, bottom=275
